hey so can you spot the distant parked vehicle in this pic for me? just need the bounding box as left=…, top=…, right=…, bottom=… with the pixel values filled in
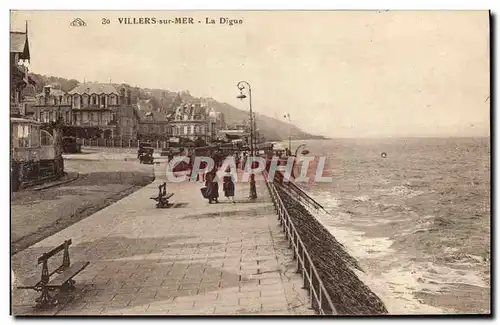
left=62, top=137, right=81, bottom=154
left=137, top=142, right=152, bottom=158
left=139, top=147, right=154, bottom=164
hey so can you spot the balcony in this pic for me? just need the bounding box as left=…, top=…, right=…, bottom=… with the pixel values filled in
left=74, top=120, right=117, bottom=128
left=76, top=104, right=118, bottom=111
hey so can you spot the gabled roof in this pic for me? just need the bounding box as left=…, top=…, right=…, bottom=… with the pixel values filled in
left=136, top=99, right=153, bottom=111
left=10, top=31, right=30, bottom=59
left=67, top=82, right=119, bottom=95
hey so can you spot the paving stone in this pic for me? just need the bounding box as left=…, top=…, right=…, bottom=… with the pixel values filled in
left=12, top=172, right=312, bottom=316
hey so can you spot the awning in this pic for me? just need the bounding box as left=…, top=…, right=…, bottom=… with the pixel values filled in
left=225, top=133, right=245, bottom=140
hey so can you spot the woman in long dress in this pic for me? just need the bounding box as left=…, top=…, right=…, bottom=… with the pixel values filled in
left=205, top=169, right=219, bottom=204
left=223, top=167, right=235, bottom=203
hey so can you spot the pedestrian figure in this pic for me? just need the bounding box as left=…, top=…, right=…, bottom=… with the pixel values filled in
left=205, top=169, right=219, bottom=204
left=241, top=152, right=248, bottom=171
left=199, top=160, right=208, bottom=182
left=223, top=166, right=235, bottom=203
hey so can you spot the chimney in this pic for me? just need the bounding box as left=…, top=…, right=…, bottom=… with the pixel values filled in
left=120, top=88, right=126, bottom=105
left=44, top=86, right=51, bottom=105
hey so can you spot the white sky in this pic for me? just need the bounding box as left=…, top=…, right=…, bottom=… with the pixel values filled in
left=11, top=10, right=490, bottom=137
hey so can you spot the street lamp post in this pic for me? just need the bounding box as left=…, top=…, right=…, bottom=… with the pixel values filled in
left=294, top=143, right=307, bottom=157
left=237, top=81, right=257, bottom=199
left=253, top=112, right=258, bottom=152
left=284, top=113, right=292, bottom=156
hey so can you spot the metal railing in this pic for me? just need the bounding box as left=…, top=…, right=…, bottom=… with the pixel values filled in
left=264, top=170, right=337, bottom=315
left=80, top=138, right=168, bottom=149
left=284, top=180, right=330, bottom=215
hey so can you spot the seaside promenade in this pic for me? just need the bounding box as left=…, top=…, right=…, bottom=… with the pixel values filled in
left=11, top=160, right=314, bottom=315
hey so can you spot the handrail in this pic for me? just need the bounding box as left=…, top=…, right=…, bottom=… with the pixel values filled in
left=285, top=180, right=330, bottom=215
left=263, top=170, right=337, bottom=315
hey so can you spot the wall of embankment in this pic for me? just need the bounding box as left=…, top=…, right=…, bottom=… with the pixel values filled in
left=272, top=175, right=388, bottom=315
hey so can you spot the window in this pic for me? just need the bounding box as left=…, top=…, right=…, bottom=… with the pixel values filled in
left=91, top=95, right=98, bottom=106
left=17, top=125, right=30, bottom=147
left=31, top=126, right=40, bottom=147
left=73, top=95, right=80, bottom=109
left=65, top=111, right=70, bottom=123
left=82, top=94, right=89, bottom=107
left=100, top=95, right=106, bottom=108
left=41, top=130, right=53, bottom=146
left=109, top=94, right=117, bottom=105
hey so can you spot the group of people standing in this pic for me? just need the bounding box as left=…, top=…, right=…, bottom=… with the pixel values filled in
left=192, top=149, right=261, bottom=204
left=200, top=150, right=240, bottom=204
left=203, top=166, right=235, bottom=204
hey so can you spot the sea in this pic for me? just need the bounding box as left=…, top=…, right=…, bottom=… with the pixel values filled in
left=283, top=137, right=491, bottom=314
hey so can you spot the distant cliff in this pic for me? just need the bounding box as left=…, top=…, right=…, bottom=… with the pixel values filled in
left=28, top=73, right=328, bottom=141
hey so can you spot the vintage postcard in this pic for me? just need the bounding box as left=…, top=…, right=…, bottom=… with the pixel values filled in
left=9, top=10, right=490, bottom=316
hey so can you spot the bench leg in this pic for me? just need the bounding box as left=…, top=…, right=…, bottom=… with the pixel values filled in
left=35, top=287, right=54, bottom=308
left=61, top=279, right=76, bottom=291
left=156, top=199, right=169, bottom=208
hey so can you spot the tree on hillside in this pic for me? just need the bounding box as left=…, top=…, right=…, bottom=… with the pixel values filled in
left=29, top=73, right=80, bottom=93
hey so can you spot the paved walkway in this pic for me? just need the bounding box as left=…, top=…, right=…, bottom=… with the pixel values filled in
left=12, top=166, right=314, bottom=315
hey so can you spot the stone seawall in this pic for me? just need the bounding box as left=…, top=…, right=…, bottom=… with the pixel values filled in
left=275, top=185, right=388, bottom=315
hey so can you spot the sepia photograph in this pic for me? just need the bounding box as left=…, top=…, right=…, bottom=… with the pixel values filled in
left=9, top=9, right=490, bottom=316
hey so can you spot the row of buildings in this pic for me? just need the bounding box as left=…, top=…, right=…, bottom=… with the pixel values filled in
left=10, top=22, right=254, bottom=189
left=27, top=83, right=228, bottom=145
left=11, top=22, right=252, bottom=152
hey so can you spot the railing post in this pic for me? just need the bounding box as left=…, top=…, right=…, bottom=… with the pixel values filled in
left=296, top=244, right=302, bottom=273
left=319, top=288, right=323, bottom=314
left=302, top=258, right=308, bottom=289
left=309, top=263, right=313, bottom=309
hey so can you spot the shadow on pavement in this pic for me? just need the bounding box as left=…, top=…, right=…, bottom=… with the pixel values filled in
left=181, top=206, right=270, bottom=220
left=12, top=235, right=250, bottom=315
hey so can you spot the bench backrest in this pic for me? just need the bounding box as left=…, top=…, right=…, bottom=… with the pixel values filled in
left=158, top=182, right=167, bottom=197
left=37, top=239, right=72, bottom=265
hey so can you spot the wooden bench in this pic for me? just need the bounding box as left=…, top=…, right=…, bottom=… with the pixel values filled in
left=16, top=239, right=89, bottom=308
left=150, top=182, right=174, bottom=208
